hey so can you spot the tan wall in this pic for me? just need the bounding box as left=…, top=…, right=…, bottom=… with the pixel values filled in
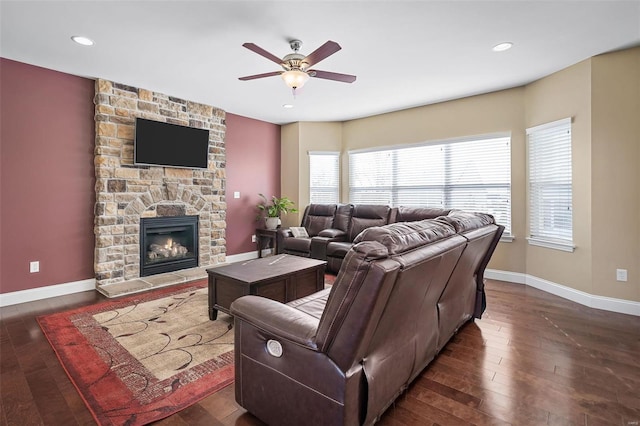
left=524, top=59, right=593, bottom=294
left=591, top=47, right=640, bottom=301
left=341, top=88, right=527, bottom=274
left=280, top=123, right=300, bottom=227
left=280, top=122, right=342, bottom=227
left=280, top=47, right=640, bottom=303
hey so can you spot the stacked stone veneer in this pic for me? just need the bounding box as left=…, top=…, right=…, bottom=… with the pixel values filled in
left=94, top=79, right=226, bottom=287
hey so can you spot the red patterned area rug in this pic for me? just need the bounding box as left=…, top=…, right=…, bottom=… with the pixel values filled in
left=38, top=280, right=234, bottom=426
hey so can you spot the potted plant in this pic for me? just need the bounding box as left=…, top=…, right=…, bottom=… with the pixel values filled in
left=256, top=193, right=298, bottom=230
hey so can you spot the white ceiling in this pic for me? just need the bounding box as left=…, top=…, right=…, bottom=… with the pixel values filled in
left=1, top=1, right=639, bottom=125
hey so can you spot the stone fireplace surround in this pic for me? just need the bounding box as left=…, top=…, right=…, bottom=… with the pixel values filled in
left=94, top=79, right=226, bottom=296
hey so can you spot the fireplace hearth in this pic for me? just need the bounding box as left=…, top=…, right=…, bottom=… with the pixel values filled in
left=140, top=215, right=199, bottom=277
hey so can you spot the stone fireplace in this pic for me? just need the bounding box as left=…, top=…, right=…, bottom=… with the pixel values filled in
left=93, top=79, right=226, bottom=292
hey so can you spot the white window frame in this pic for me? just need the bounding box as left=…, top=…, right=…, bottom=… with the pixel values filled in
left=309, top=151, right=340, bottom=204
left=348, top=133, right=512, bottom=238
left=526, top=117, right=575, bottom=252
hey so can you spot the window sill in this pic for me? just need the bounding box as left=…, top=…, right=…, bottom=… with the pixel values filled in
left=527, top=237, right=575, bottom=252
left=500, top=234, right=514, bottom=243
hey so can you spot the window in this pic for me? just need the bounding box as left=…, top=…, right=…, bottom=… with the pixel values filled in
left=349, top=135, right=512, bottom=235
left=309, top=151, right=340, bottom=204
left=526, top=118, right=574, bottom=251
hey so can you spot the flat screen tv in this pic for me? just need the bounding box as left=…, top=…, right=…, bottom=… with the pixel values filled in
left=134, top=118, right=209, bottom=169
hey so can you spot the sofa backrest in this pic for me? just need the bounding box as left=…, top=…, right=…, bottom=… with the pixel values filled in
left=317, top=219, right=468, bottom=424
left=391, top=206, right=452, bottom=223
left=301, top=204, right=337, bottom=237
left=435, top=211, right=503, bottom=348
left=355, top=220, right=467, bottom=423
left=333, top=203, right=353, bottom=232
left=347, top=204, right=392, bottom=241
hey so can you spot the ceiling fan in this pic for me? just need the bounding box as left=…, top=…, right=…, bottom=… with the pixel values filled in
left=239, top=39, right=356, bottom=92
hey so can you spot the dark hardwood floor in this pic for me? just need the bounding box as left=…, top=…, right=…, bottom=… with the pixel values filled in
left=1, top=280, right=639, bottom=425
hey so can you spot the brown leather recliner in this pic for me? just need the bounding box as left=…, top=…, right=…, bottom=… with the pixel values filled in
left=231, top=213, right=504, bottom=425
left=279, top=204, right=338, bottom=257
left=280, top=203, right=355, bottom=260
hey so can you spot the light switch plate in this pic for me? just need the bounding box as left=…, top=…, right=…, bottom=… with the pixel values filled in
left=233, top=191, right=240, bottom=199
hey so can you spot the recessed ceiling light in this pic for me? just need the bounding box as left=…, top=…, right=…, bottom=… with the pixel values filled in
left=492, top=42, right=513, bottom=52
left=71, top=36, right=94, bottom=46
left=282, top=104, right=294, bottom=109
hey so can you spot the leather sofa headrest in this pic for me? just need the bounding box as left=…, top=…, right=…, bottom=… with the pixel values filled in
left=438, top=210, right=496, bottom=233
left=395, top=206, right=452, bottom=222
left=307, top=204, right=337, bottom=217
left=440, top=211, right=495, bottom=233
left=352, top=204, right=391, bottom=220
left=354, top=219, right=456, bottom=255
left=351, top=240, right=389, bottom=260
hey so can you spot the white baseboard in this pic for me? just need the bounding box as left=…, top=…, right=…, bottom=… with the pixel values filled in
left=2, top=264, right=636, bottom=317
left=0, top=251, right=271, bottom=308
left=486, top=269, right=640, bottom=317
left=0, top=278, right=96, bottom=307
left=226, top=249, right=271, bottom=264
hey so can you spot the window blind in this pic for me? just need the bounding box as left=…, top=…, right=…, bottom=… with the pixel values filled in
left=349, top=135, right=511, bottom=234
left=527, top=118, right=573, bottom=250
left=309, top=151, right=340, bottom=204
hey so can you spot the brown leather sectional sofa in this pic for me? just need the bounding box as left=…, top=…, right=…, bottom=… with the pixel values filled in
left=279, top=204, right=453, bottom=273
left=231, top=211, right=504, bottom=425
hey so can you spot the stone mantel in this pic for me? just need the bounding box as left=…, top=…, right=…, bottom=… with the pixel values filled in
left=93, top=79, right=226, bottom=287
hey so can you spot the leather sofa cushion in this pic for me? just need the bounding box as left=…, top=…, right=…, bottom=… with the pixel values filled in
left=394, top=206, right=452, bottom=222
left=355, top=219, right=456, bottom=255
left=317, top=228, right=347, bottom=239
left=283, top=236, right=312, bottom=253
left=441, top=211, right=495, bottom=233
left=287, top=288, right=331, bottom=319
left=326, top=241, right=352, bottom=258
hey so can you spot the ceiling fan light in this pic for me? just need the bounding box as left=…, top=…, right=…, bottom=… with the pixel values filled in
left=281, top=70, right=309, bottom=89
left=71, top=35, right=94, bottom=46
left=492, top=42, right=513, bottom=52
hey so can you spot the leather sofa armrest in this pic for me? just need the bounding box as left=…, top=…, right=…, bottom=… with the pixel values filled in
left=231, top=295, right=320, bottom=349
left=318, top=228, right=347, bottom=240
left=277, top=228, right=293, bottom=238
left=310, top=236, right=330, bottom=259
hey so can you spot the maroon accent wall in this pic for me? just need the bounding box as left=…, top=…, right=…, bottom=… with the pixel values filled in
left=0, top=59, right=96, bottom=293
left=225, top=113, right=280, bottom=255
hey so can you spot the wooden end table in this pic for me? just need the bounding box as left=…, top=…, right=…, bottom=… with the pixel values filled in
left=207, top=254, right=326, bottom=320
left=255, top=228, right=280, bottom=258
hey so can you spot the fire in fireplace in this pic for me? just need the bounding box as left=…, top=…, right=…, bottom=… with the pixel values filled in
left=140, top=215, right=199, bottom=276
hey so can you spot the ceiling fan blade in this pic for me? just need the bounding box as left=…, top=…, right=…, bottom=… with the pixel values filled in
left=303, top=41, right=341, bottom=68
left=309, top=70, right=357, bottom=83
left=239, top=71, right=283, bottom=81
left=242, top=43, right=283, bottom=65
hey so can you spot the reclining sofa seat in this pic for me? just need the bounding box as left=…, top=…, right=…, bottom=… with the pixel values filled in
left=230, top=213, right=502, bottom=425
left=281, top=203, right=353, bottom=258
left=280, top=204, right=337, bottom=257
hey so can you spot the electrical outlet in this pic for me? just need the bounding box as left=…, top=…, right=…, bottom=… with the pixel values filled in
left=233, top=191, right=240, bottom=199
left=251, top=235, right=256, bottom=243
left=30, top=261, right=40, bottom=273
left=616, top=269, right=628, bottom=282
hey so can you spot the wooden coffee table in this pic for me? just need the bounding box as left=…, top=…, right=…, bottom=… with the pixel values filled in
left=207, top=254, right=326, bottom=320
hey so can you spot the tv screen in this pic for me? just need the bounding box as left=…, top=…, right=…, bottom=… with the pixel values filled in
left=134, top=118, right=209, bottom=169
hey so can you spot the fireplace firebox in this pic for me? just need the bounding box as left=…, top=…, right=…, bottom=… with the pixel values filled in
left=140, top=215, right=199, bottom=277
